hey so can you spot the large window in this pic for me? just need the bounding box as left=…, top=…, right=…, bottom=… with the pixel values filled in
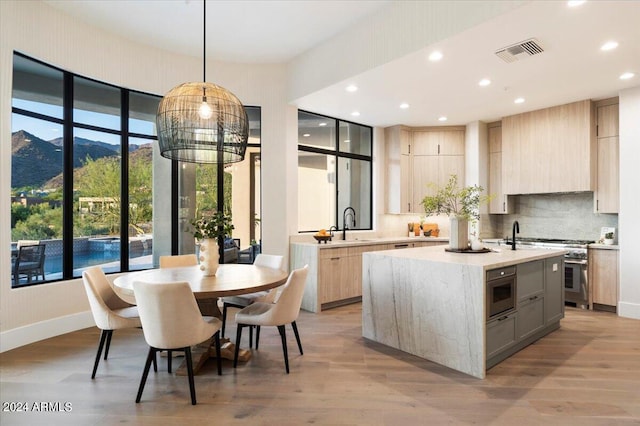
left=298, top=110, right=372, bottom=233
left=178, top=107, right=262, bottom=262
left=10, top=52, right=159, bottom=286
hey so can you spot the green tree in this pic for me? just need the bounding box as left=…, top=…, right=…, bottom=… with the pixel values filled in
left=74, top=155, right=121, bottom=235
left=11, top=204, right=62, bottom=240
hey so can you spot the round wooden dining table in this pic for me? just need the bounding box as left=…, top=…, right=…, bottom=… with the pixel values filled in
left=113, top=264, right=289, bottom=304
left=113, top=264, right=289, bottom=373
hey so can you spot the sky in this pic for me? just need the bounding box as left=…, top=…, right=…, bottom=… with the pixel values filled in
left=12, top=99, right=155, bottom=146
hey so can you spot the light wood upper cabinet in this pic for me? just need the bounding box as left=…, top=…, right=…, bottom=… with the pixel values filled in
left=386, top=126, right=465, bottom=214
left=385, top=126, right=412, bottom=213
left=597, top=103, right=619, bottom=138
left=502, top=99, right=595, bottom=194
left=594, top=99, right=619, bottom=213
left=488, top=124, right=511, bottom=214
left=595, top=137, right=619, bottom=213
left=589, top=248, right=618, bottom=309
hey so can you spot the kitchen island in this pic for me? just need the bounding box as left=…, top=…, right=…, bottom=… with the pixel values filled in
left=362, top=245, right=566, bottom=379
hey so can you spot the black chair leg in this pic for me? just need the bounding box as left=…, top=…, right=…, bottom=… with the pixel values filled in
left=152, top=351, right=157, bottom=372
left=167, top=350, right=172, bottom=373
left=278, top=325, right=290, bottom=374
left=221, top=303, right=228, bottom=338
left=136, top=347, right=156, bottom=403
left=91, top=329, right=109, bottom=379
left=256, top=326, right=261, bottom=350
left=233, top=325, right=244, bottom=368
left=291, top=321, right=303, bottom=355
left=103, top=329, right=113, bottom=360
left=249, top=325, right=254, bottom=348
left=185, top=347, right=196, bottom=405
left=214, top=331, right=222, bottom=376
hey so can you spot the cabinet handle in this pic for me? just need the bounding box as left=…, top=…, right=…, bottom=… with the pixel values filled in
left=330, top=257, right=340, bottom=261
left=596, top=199, right=599, bottom=211
left=503, top=201, right=505, bottom=212
left=497, top=315, right=509, bottom=321
left=408, top=202, right=411, bottom=211
left=395, top=244, right=409, bottom=248
left=529, top=295, right=538, bottom=301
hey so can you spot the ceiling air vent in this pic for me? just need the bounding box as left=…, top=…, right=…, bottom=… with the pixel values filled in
left=495, top=38, right=544, bottom=63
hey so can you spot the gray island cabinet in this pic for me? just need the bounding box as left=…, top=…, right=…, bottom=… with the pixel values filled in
left=362, top=245, right=565, bottom=379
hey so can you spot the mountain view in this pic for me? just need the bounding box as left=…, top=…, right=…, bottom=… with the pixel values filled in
left=11, top=130, right=150, bottom=189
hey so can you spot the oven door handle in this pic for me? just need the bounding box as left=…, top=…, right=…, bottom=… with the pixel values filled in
left=565, top=259, right=587, bottom=266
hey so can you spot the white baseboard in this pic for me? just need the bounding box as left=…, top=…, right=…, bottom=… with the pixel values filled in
left=618, top=301, right=640, bottom=320
left=0, top=311, right=94, bottom=353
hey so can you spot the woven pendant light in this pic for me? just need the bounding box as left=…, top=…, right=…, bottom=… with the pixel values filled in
left=156, top=0, right=248, bottom=164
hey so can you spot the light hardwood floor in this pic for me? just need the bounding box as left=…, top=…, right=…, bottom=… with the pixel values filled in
left=1, top=305, right=639, bottom=425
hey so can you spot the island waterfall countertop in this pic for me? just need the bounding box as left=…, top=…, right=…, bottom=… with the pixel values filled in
left=362, top=245, right=567, bottom=379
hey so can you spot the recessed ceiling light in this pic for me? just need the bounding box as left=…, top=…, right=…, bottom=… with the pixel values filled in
left=318, top=122, right=327, bottom=127
left=479, top=78, right=491, bottom=87
left=428, top=51, right=443, bottom=62
left=344, top=139, right=351, bottom=143
left=346, top=84, right=358, bottom=92
left=351, top=111, right=360, bottom=117
left=438, top=116, right=447, bottom=122
left=620, top=72, right=635, bottom=80
left=399, top=103, right=409, bottom=109
left=600, top=41, right=618, bottom=51
left=303, top=133, right=310, bottom=137
left=514, top=97, right=525, bottom=104
left=567, top=0, right=586, bottom=7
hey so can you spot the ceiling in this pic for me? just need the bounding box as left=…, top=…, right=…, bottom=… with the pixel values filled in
left=44, top=0, right=640, bottom=128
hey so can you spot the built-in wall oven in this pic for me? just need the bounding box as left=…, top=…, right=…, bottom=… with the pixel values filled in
left=486, top=266, right=516, bottom=320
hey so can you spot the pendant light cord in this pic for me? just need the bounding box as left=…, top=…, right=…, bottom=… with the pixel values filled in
left=203, top=0, right=206, bottom=82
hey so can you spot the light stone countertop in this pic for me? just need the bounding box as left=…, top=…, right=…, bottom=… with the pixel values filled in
left=293, top=236, right=448, bottom=248
left=589, top=243, right=619, bottom=250
left=366, top=244, right=567, bottom=270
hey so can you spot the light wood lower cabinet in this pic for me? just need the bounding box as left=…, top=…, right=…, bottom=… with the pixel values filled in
left=589, top=248, right=619, bottom=309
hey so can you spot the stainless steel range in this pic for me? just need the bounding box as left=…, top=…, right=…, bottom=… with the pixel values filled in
left=501, top=237, right=594, bottom=309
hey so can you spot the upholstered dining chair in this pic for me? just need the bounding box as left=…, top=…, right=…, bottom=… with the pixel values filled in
left=82, top=266, right=143, bottom=379
left=133, top=280, right=222, bottom=405
left=159, top=254, right=198, bottom=268
left=221, top=254, right=285, bottom=346
left=233, top=265, right=308, bottom=374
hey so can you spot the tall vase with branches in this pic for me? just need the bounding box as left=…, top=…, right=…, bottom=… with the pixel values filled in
left=421, top=175, right=490, bottom=250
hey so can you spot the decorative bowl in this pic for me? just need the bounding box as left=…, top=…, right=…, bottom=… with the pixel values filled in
left=313, top=235, right=332, bottom=244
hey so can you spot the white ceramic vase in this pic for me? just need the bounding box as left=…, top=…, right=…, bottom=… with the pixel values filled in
left=199, top=238, right=219, bottom=276
left=449, top=216, right=469, bottom=250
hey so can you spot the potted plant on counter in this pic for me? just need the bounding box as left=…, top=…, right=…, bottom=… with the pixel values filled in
left=604, top=232, right=615, bottom=245
left=191, top=211, right=234, bottom=275
left=421, top=175, right=490, bottom=250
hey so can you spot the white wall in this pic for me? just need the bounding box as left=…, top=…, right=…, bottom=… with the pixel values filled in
left=618, top=85, right=640, bottom=320
left=0, top=0, right=296, bottom=351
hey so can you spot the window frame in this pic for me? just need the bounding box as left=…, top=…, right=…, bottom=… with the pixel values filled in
left=10, top=51, right=161, bottom=286
left=297, top=109, right=373, bottom=233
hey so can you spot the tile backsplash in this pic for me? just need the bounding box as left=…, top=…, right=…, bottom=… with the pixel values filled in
left=483, top=192, right=618, bottom=241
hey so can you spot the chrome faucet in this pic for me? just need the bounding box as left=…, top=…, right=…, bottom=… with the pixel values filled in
left=342, top=207, right=356, bottom=240
left=511, top=220, right=520, bottom=251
